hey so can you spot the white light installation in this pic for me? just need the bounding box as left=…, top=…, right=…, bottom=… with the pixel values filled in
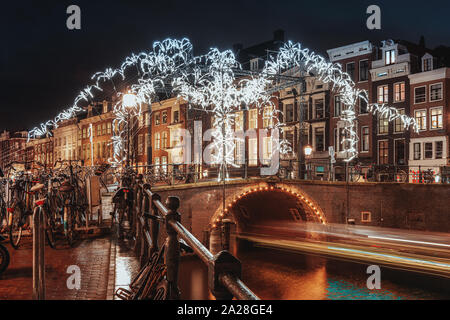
left=27, top=38, right=419, bottom=165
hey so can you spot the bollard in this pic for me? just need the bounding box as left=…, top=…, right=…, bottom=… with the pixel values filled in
left=32, top=206, right=45, bottom=300
left=165, top=196, right=181, bottom=300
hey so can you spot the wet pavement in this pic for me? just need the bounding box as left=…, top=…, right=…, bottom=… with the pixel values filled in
left=0, top=234, right=112, bottom=300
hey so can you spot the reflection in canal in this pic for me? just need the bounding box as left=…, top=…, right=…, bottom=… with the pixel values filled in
left=178, top=240, right=450, bottom=300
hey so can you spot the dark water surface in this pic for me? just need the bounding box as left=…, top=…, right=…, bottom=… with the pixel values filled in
left=178, top=241, right=450, bottom=300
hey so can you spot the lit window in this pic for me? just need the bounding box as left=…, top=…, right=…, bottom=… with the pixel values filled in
left=413, top=143, right=421, bottom=160
left=415, top=110, right=427, bottom=131
left=377, top=85, right=389, bottom=103
left=155, top=112, right=160, bottom=125
left=248, top=138, right=257, bottom=166
left=263, top=106, right=273, bottom=127
left=162, top=131, right=168, bottom=149
left=385, top=49, right=396, bottom=65
left=262, top=137, right=272, bottom=165
left=378, top=114, right=389, bottom=134
left=394, top=109, right=405, bottom=133
left=394, top=82, right=405, bottom=102
left=162, top=111, right=168, bottom=124
left=378, top=140, right=388, bottom=164
left=248, top=109, right=258, bottom=129
left=155, top=132, right=160, bottom=150
left=430, top=107, right=443, bottom=129
left=235, top=111, right=243, bottom=131
left=361, top=211, right=371, bottom=222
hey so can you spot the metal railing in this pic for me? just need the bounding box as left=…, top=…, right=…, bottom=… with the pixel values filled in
left=132, top=180, right=259, bottom=300
left=129, top=161, right=450, bottom=185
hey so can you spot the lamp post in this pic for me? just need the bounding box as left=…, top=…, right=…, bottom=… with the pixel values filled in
left=122, top=91, right=138, bottom=168
left=304, top=145, right=312, bottom=180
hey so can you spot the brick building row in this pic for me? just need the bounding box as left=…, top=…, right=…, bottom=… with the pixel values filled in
left=0, top=32, right=449, bottom=184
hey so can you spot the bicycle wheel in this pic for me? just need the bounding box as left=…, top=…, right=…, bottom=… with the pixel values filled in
left=44, top=208, right=57, bottom=249
left=64, top=206, right=76, bottom=247
left=0, top=243, right=10, bottom=275
left=153, top=279, right=169, bottom=300
left=9, top=206, right=23, bottom=250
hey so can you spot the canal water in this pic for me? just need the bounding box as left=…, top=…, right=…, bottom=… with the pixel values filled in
left=178, top=240, right=450, bottom=300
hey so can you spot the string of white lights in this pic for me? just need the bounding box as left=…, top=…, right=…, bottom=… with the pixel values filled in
left=27, top=38, right=418, bottom=166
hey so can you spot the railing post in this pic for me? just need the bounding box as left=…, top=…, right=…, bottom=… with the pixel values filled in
left=150, top=193, right=161, bottom=256
left=221, top=219, right=232, bottom=251
left=140, top=190, right=150, bottom=267
left=164, top=196, right=181, bottom=300
left=32, top=206, right=45, bottom=300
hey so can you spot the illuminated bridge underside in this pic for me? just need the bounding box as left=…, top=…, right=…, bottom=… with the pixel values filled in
left=228, top=189, right=322, bottom=232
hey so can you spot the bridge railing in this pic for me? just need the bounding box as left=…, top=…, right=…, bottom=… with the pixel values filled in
left=129, top=161, right=450, bottom=185
left=132, top=179, right=259, bottom=300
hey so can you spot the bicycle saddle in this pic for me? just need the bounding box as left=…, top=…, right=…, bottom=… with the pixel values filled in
left=30, top=183, right=45, bottom=192
left=59, top=180, right=74, bottom=192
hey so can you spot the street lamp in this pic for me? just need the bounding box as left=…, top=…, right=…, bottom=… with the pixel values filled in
left=304, top=145, right=312, bottom=180
left=122, top=91, right=137, bottom=168
left=122, top=91, right=138, bottom=108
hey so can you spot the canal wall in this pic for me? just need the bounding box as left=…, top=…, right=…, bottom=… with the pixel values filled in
left=152, top=179, right=450, bottom=240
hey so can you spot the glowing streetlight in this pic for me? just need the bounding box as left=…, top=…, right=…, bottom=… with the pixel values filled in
left=304, top=145, right=313, bottom=157
left=122, top=91, right=138, bottom=108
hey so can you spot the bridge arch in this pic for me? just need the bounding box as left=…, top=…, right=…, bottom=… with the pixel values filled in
left=209, top=182, right=326, bottom=232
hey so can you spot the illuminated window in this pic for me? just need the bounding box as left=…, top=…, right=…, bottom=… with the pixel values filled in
left=155, top=132, right=160, bottom=150
left=249, top=109, right=258, bottom=129
left=394, top=82, right=405, bottom=102
left=262, top=137, right=272, bottom=165
left=378, top=114, right=389, bottom=134
left=162, top=131, right=168, bottom=149
left=378, top=140, right=388, bottom=164
left=415, top=110, right=427, bottom=131
left=413, top=143, right=421, bottom=160
left=377, top=85, right=389, bottom=103
left=385, top=49, right=396, bottom=65
left=263, top=106, right=273, bottom=127
left=155, top=112, right=160, bottom=125
left=430, top=107, right=443, bottom=129
left=248, top=138, right=257, bottom=166
left=235, top=111, right=243, bottom=131
left=394, top=109, right=405, bottom=133
left=361, top=211, right=371, bottom=222
left=162, top=111, right=168, bottom=124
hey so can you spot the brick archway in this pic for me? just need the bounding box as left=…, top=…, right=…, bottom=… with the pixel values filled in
left=209, top=182, right=326, bottom=232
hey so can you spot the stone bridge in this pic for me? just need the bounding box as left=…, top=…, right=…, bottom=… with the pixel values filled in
left=151, top=178, right=450, bottom=241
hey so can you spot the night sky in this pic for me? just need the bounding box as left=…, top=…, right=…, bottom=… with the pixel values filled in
left=2, top=0, right=450, bottom=132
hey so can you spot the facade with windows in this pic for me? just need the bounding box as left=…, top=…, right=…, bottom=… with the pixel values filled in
left=150, top=98, right=188, bottom=175
left=327, top=40, right=377, bottom=180
left=408, top=66, right=450, bottom=182
left=78, top=101, right=114, bottom=166
left=369, top=40, right=420, bottom=169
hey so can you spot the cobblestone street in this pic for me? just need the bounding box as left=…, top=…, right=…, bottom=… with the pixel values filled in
left=0, top=234, right=113, bottom=300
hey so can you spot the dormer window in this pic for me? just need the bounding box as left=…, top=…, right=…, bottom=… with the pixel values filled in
left=422, top=54, right=433, bottom=72
left=385, top=49, right=396, bottom=65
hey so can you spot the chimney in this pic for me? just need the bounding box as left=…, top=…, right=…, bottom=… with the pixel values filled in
left=273, top=29, right=285, bottom=42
